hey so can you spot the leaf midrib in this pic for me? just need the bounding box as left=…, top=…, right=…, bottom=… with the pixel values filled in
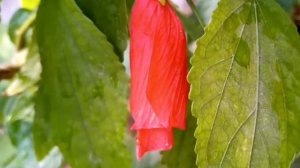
left=56, top=3, right=100, bottom=162
left=248, top=1, right=260, bottom=167
left=255, top=1, right=289, bottom=166
left=199, top=0, right=265, bottom=167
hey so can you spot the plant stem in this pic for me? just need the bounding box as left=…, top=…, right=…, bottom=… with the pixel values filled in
left=16, top=12, right=36, bottom=51
left=186, top=0, right=205, bottom=30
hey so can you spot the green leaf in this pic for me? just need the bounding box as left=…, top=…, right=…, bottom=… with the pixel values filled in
left=75, top=0, right=129, bottom=59
left=162, top=105, right=197, bottom=168
left=8, top=8, right=32, bottom=44
left=126, top=0, right=134, bottom=14
left=0, top=135, right=16, bottom=167
left=0, top=112, right=2, bottom=125
left=33, top=0, right=131, bottom=167
left=188, top=0, right=300, bottom=167
left=0, top=25, right=15, bottom=63
left=177, top=13, right=204, bottom=43
left=0, top=88, right=62, bottom=167
left=3, top=94, right=34, bottom=143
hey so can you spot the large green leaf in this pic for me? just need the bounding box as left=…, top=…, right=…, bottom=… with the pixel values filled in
left=162, top=105, right=197, bottom=168
left=75, top=0, right=129, bottom=59
left=188, top=0, right=300, bottom=167
left=33, top=0, right=131, bottom=167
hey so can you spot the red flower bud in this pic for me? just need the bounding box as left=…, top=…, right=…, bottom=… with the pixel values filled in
left=130, top=0, right=189, bottom=159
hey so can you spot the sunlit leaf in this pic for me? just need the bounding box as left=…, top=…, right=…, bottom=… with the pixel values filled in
left=33, top=0, right=131, bottom=167
left=0, top=25, right=15, bottom=63
left=5, top=36, right=41, bottom=96
left=0, top=135, right=16, bottom=167
left=188, top=0, right=300, bottom=167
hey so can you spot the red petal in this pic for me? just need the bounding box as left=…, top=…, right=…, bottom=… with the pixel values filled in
left=129, top=0, right=189, bottom=159
left=136, top=128, right=173, bottom=160
left=130, top=0, right=163, bottom=129
left=147, top=3, right=188, bottom=129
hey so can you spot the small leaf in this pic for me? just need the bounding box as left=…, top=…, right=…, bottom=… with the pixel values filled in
left=0, top=25, right=16, bottom=63
left=177, top=12, right=204, bottom=43
left=33, top=0, right=131, bottom=167
left=0, top=135, right=16, bottom=167
left=8, top=8, right=31, bottom=44
left=75, top=0, right=129, bottom=59
left=189, top=0, right=300, bottom=167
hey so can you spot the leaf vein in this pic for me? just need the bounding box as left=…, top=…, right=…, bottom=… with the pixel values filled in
left=220, top=109, right=256, bottom=166
left=59, top=11, right=100, bottom=161
left=205, top=5, right=250, bottom=165
left=248, top=1, right=260, bottom=167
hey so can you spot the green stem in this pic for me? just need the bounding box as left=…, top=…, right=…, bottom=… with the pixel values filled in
left=16, top=12, right=36, bottom=51
left=186, top=0, right=205, bottom=30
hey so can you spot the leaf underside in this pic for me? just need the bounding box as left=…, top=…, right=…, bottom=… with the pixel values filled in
left=33, top=0, right=131, bottom=167
left=189, top=0, right=300, bottom=167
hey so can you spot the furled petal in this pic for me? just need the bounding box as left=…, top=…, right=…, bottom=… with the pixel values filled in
left=130, top=0, right=163, bottom=129
left=147, top=3, right=188, bottom=129
left=130, top=0, right=189, bottom=159
left=136, top=128, right=173, bottom=160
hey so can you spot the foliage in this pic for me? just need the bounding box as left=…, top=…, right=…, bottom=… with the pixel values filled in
left=33, top=0, right=131, bottom=167
left=0, top=0, right=300, bottom=167
left=75, top=0, right=129, bottom=59
left=189, top=0, right=300, bottom=167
